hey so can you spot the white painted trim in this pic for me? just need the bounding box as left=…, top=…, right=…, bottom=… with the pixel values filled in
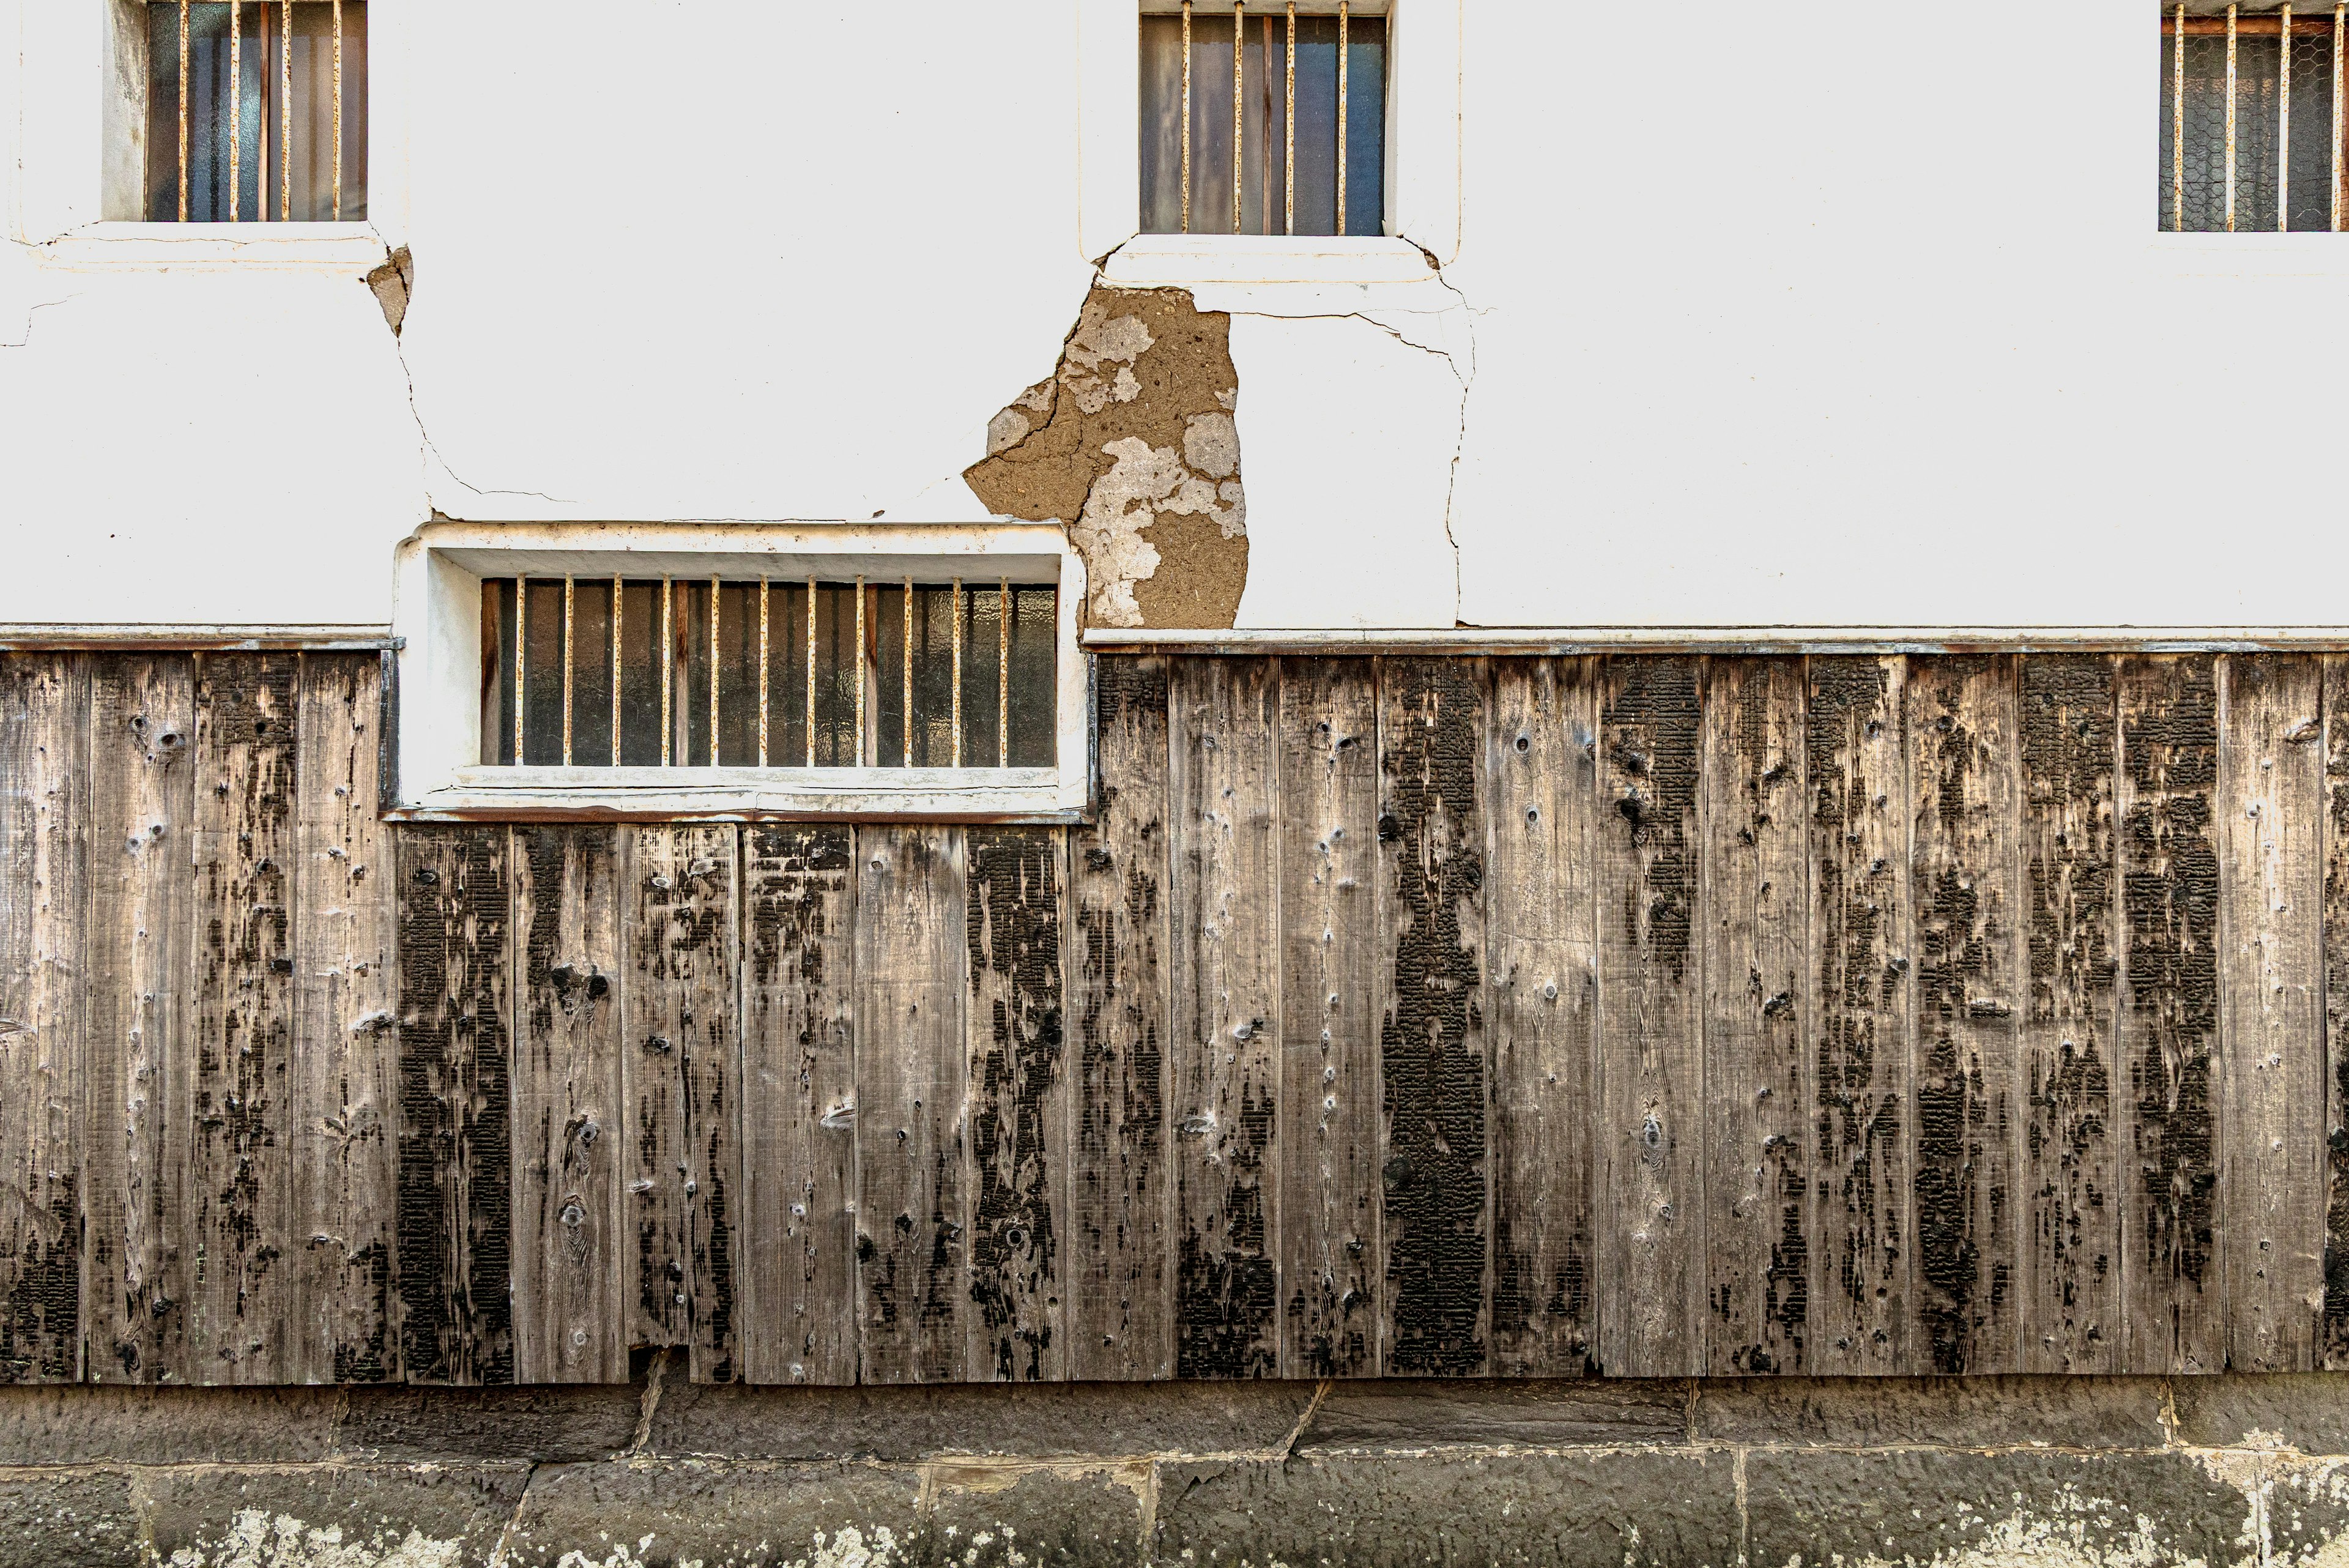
left=0, top=625, right=395, bottom=650
left=392, top=521, right=1092, bottom=819
left=1083, top=627, right=2349, bottom=654
left=42, top=224, right=389, bottom=271
left=1075, top=0, right=1460, bottom=269
left=1102, top=234, right=1436, bottom=286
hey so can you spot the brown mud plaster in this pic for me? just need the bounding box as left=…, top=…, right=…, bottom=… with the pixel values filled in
left=966, top=286, right=1249, bottom=630
left=366, top=247, right=413, bottom=337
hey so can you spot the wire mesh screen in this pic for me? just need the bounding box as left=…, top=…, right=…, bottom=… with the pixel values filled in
left=480, top=578, right=1058, bottom=771
left=145, top=1, right=368, bottom=222
left=2160, top=8, right=2342, bottom=231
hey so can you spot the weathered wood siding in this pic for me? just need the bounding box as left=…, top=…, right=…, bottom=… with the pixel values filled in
left=4, top=649, right=2346, bottom=1381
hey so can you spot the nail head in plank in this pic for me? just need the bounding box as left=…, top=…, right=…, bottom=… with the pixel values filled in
left=1488, top=656, right=1600, bottom=1377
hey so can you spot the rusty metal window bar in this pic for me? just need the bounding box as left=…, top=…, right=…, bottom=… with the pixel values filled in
left=480, top=578, right=1058, bottom=770
left=144, top=1, right=367, bottom=222
left=1140, top=2, right=1387, bottom=236
left=2161, top=4, right=2345, bottom=230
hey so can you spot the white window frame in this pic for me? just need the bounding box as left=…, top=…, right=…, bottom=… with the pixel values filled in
left=390, top=521, right=1093, bottom=823
left=1077, top=0, right=1460, bottom=286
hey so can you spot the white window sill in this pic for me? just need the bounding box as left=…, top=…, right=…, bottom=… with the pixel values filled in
left=2146, top=230, right=2349, bottom=278
left=390, top=767, right=1082, bottom=825
left=40, top=222, right=387, bottom=271
left=1101, top=234, right=1438, bottom=287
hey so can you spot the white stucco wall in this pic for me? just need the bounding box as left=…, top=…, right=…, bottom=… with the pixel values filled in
left=1, top=1, right=2341, bottom=631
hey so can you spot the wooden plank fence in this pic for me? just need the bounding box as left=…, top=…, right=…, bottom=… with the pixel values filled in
left=4, top=648, right=2348, bottom=1383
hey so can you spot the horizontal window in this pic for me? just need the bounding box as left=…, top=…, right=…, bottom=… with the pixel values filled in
left=1140, top=2, right=1386, bottom=236
left=2160, top=5, right=2341, bottom=231
left=143, top=0, right=367, bottom=222
left=479, top=578, right=1059, bottom=771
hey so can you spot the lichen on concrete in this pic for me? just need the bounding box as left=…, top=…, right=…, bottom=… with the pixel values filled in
left=965, top=287, right=1248, bottom=631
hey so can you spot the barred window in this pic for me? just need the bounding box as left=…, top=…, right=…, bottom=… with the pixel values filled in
left=480, top=578, right=1059, bottom=771
left=2161, top=4, right=2342, bottom=231
left=1140, top=2, right=1387, bottom=236
left=143, top=1, right=367, bottom=223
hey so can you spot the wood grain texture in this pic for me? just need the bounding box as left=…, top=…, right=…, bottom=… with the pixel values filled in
left=740, top=823, right=858, bottom=1386
left=1596, top=656, right=1704, bottom=1377
left=511, top=826, right=625, bottom=1384
left=1807, top=656, right=1913, bottom=1374
left=2326, top=656, right=2349, bottom=1369
left=2017, top=655, right=2120, bottom=1373
left=187, top=653, right=297, bottom=1384
left=288, top=655, right=398, bottom=1385
left=854, top=825, right=967, bottom=1383
left=1699, top=658, right=1808, bottom=1376
left=1068, top=656, right=1173, bottom=1381
left=621, top=825, right=740, bottom=1383
left=83, top=655, right=194, bottom=1384
left=2216, top=654, right=2323, bottom=1373
left=1488, top=658, right=1598, bottom=1376
left=1167, top=658, right=1280, bottom=1379
left=2115, top=656, right=2223, bottom=1374
left=965, top=827, right=1070, bottom=1381
left=0, top=655, right=87, bottom=1383
left=1277, top=658, right=1381, bottom=1378
left=1907, top=656, right=2022, bottom=1375
left=1378, top=656, right=1490, bottom=1378
left=394, top=826, right=514, bottom=1386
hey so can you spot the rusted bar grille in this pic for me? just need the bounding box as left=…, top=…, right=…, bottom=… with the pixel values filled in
left=1141, top=2, right=1387, bottom=236
left=146, top=1, right=368, bottom=222
left=483, top=578, right=1059, bottom=770
left=2161, top=3, right=2344, bottom=229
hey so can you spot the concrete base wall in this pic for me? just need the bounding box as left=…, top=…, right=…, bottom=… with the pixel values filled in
left=7, top=1370, right=2347, bottom=1566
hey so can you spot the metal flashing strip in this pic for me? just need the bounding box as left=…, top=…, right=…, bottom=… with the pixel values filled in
left=0, top=625, right=401, bottom=652
left=1081, top=626, right=2349, bottom=655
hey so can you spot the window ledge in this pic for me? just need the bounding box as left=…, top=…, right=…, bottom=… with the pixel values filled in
left=2146, top=231, right=2349, bottom=278
left=42, top=223, right=387, bottom=271
left=1101, top=234, right=1436, bottom=286
left=390, top=767, right=1083, bottom=825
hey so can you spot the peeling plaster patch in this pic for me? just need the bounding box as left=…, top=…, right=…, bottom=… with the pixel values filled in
left=165, top=1508, right=466, bottom=1568
left=366, top=247, right=414, bottom=338
left=965, top=285, right=1249, bottom=630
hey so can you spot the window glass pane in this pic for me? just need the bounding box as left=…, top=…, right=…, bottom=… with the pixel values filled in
left=1342, top=22, right=1386, bottom=236
left=874, top=582, right=908, bottom=768
left=679, top=581, right=711, bottom=767
left=811, top=584, right=861, bottom=767
left=1006, top=587, right=1057, bottom=768
left=573, top=580, right=615, bottom=768
left=521, top=579, right=565, bottom=767
left=482, top=578, right=514, bottom=766
left=765, top=582, right=811, bottom=767
left=711, top=582, right=756, bottom=767
left=911, top=586, right=959, bottom=767
left=960, top=584, right=1006, bottom=768
left=618, top=581, right=664, bottom=766
left=1139, top=17, right=1186, bottom=234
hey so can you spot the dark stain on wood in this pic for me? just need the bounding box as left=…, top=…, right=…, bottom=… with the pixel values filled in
left=965, top=827, right=1067, bottom=1381
left=2116, top=656, right=2221, bottom=1373
left=1069, top=656, right=1173, bottom=1380
left=393, top=826, right=514, bottom=1385
left=1807, top=656, right=1910, bottom=1372
left=2325, top=657, right=2349, bottom=1369
left=1378, top=657, right=1490, bottom=1377
left=2017, top=655, right=2118, bottom=1372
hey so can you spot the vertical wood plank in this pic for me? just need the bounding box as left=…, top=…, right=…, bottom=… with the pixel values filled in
left=393, top=825, right=514, bottom=1386
left=1378, top=656, right=1490, bottom=1377
left=741, top=824, right=858, bottom=1386
left=2217, top=653, right=2323, bottom=1373
left=621, top=825, right=740, bottom=1383
left=965, top=827, right=1070, bottom=1381
left=1488, top=657, right=1599, bottom=1377
left=1167, top=658, right=1280, bottom=1379
left=0, top=655, right=87, bottom=1383
left=2017, top=655, right=2121, bottom=1373
left=1595, top=656, right=1705, bottom=1378
left=1277, top=658, right=1381, bottom=1378
left=1907, top=655, right=2022, bottom=1375
left=289, top=654, right=399, bottom=1385
left=854, top=825, right=967, bottom=1383
left=1807, top=655, right=1913, bottom=1374
left=187, top=653, right=297, bottom=1384
left=511, top=826, right=625, bottom=1384
left=84, top=655, right=193, bottom=1383
left=1699, top=657, right=1809, bottom=1376
left=2326, top=657, right=2349, bottom=1369
left=1068, top=656, right=1173, bottom=1381
left=2115, top=655, right=2223, bottom=1374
